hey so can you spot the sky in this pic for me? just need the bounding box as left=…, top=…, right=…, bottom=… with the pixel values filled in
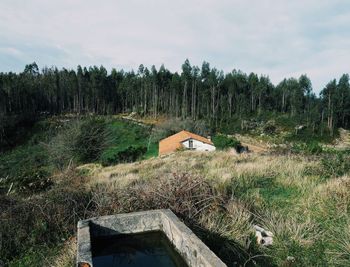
left=0, top=0, right=349, bottom=93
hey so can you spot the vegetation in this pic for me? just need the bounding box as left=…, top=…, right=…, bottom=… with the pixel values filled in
left=212, top=134, right=241, bottom=150
left=0, top=114, right=350, bottom=266
left=0, top=116, right=159, bottom=195
left=2, top=149, right=347, bottom=266
left=89, top=150, right=350, bottom=266
left=0, top=170, right=92, bottom=266
left=100, top=119, right=156, bottom=166
left=1, top=62, right=349, bottom=137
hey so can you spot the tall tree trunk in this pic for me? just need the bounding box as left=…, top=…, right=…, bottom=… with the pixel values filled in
left=211, top=86, right=215, bottom=120
left=182, top=80, right=187, bottom=119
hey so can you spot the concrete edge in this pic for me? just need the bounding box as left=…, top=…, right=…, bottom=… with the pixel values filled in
left=76, top=209, right=227, bottom=267
left=161, top=210, right=226, bottom=267
left=76, top=220, right=92, bottom=267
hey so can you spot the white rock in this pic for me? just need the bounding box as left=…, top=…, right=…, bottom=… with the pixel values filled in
left=255, top=231, right=263, bottom=244
left=264, top=230, right=274, bottom=237
left=254, top=225, right=274, bottom=246
left=287, top=256, right=295, bottom=262
left=261, top=236, right=273, bottom=246
left=253, top=225, right=274, bottom=237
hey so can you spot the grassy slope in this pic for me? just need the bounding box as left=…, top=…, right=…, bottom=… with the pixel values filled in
left=79, top=151, right=350, bottom=266
left=2, top=116, right=350, bottom=266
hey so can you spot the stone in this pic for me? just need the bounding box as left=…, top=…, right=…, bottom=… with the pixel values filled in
left=255, top=231, right=263, bottom=244
left=261, top=236, right=273, bottom=246
left=287, top=256, right=296, bottom=262
left=264, top=230, right=274, bottom=237
left=254, top=225, right=274, bottom=246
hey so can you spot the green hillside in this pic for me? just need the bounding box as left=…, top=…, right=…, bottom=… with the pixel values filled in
left=1, top=115, right=350, bottom=266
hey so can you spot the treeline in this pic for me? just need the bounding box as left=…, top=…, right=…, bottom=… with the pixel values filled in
left=1, top=60, right=349, bottom=135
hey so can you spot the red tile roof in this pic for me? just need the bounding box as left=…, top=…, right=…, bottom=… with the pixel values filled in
left=159, top=130, right=213, bottom=155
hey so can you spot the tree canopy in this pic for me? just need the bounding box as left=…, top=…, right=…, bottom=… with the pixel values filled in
left=1, top=61, right=349, bottom=135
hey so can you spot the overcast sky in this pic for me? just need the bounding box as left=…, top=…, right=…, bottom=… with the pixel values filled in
left=0, top=0, right=349, bottom=92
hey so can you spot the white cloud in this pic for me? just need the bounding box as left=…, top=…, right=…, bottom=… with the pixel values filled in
left=0, top=0, right=349, bottom=92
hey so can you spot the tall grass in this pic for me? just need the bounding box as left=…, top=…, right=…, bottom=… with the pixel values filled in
left=2, top=116, right=350, bottom=266
left=81, top=150, right=350, bottom=266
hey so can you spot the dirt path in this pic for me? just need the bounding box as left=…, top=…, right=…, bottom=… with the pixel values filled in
left=241, top=142, right=268, bottom=153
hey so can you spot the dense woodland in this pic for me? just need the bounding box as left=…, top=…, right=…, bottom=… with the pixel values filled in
left=1, top=60, right=349, bottom=136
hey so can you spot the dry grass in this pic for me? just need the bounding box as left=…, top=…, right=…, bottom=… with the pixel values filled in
left=51, top=237, right=76, bottom=267
left=308, top=175, right=350, bottom=211
left=84, top=151, right=316, bottom=190
left=62, top=150, right=350, bottom=266
left=90, top=172, right=223, bottom=220
left=325, top=222, right=350, bottom=266
left=201, top=200, right=253, bottom=244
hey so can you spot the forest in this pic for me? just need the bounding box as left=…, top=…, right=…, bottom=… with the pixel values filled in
left=1, top=60, right=350, bottom=145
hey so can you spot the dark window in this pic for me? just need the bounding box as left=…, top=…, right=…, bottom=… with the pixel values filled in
left=189, top=139, right=193, bottom=149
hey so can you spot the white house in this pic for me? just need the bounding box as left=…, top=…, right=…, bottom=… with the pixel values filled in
left=181, top=137, right=216, bottom=152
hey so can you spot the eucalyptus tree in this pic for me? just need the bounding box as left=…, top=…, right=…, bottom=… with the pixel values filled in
left=337, top=74, right=350, bottom=127
left=321, top=79, right=338, bottom=135
left=181, top=59, right=192, bottom=119
left=0, top=61, right=350, bottom=136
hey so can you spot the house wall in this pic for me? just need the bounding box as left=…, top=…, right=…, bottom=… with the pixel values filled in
left=182, top=138, right=216, bottom=152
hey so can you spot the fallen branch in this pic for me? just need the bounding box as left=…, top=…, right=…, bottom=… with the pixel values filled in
left=7, top=182, right=13, bottom=195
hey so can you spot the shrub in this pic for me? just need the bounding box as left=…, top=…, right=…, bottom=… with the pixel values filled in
left=100, top=145, right=147, bottom=166
left=0, top=145, right=53, bottom=193
left=320, top=152, right=350, bottom=178
left=47, top=120, right=82, bottom=169
left=262, top=120, right=277, bottom=134
left=307, top=141, right=323, bottom=154
left=15, top=167, right=52, bottom=193
left=91, top=172, right=225, bottom=227
left=212, top=134, right=241, bottom=150
left=74, top=118, right=109, bottom=163
left=291, top=141, right=323, bottom=155
left=0, top=186, right=94, bottom=265
left=0, top=113, right=39, bottom=152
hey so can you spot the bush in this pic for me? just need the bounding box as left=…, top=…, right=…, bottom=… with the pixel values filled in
left=320, top=152, right=350, bottom=178
left=262, top=120, right=277, bottom=134
left=0, top=145, right=53, bottom=193
left=74, top=118, right=109, bottom=163
left=100, top=145, right=147, bottom=166
left=286, top=127, right=337, bottom=144
left=291, top=141, right=323, bottom=155
left=0, top=113, right=39, bottom=152
left=212, top=135, right=241, bottom=150
left=91, top=173, right=224, bottom=228
left=0, top=186, right=94, bottom=265
left=47, top=120, right=82, bottom=169
left=15, top=167, right=52, bottom=193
